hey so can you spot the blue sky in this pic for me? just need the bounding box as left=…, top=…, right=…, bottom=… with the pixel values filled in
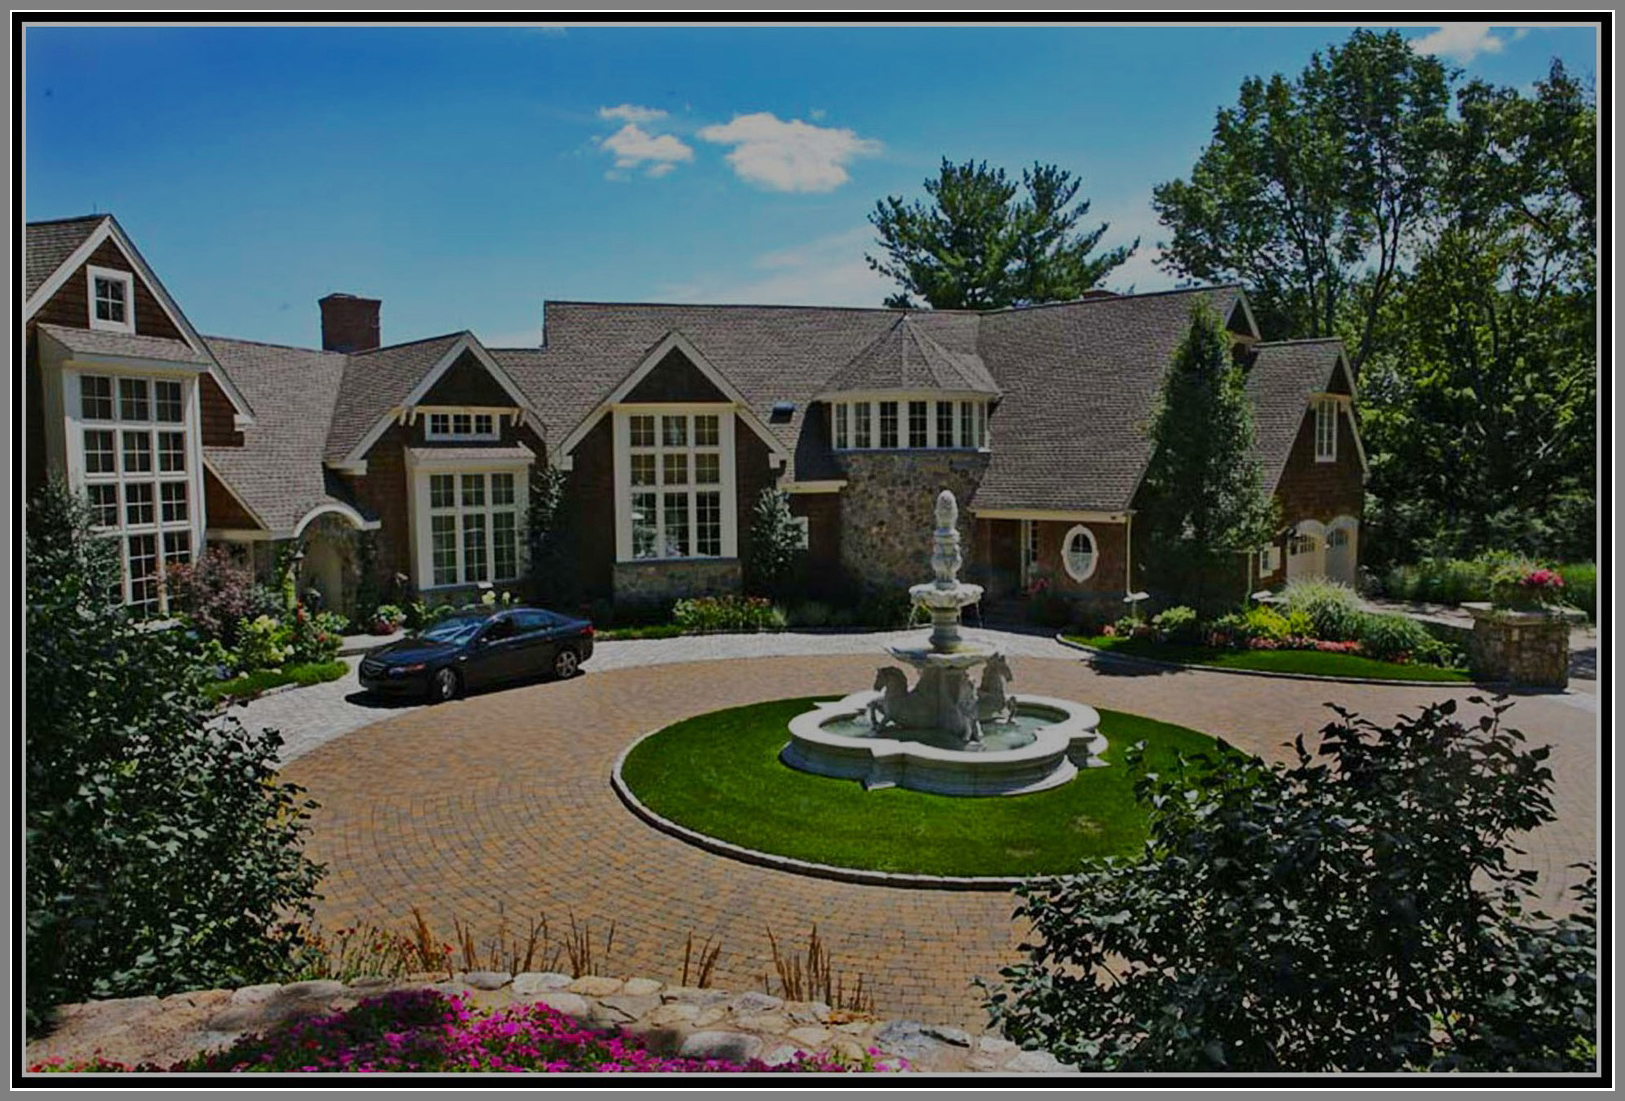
left=25, top=22, right=1599, bottom=349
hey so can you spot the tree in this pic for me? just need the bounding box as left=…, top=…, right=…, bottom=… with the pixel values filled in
left=867, top=159, right=1135, bottom=309
left=983, top=698, right=1596, bottom=1071
left=744, top=486, right=805, bottom=601
left=1359, top=63, right=1597, bottom=566
left=26, top=483, right=324, bottom=1031
left=526, top=464, right=581, bottom=609
left=1151, top=29, right=1450, bottom=369
left=1136, top=302, right=1277, bottom=614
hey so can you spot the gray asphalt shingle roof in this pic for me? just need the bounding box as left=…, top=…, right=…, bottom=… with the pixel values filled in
left=202, top=336, right=371, bottom=533
left=324, top=333, right=467, bottom=460
left=36, top=322, right=212, bottom=365
left=821, top=314, right=999, bottom=397
left=25, top=215, right=105, bottom=299
left=971, top=285, right=1247, bottom=513
left=1246, top=338, right=1348, bottom=493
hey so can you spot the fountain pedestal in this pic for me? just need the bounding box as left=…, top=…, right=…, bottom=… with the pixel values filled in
left=780, top=488, right=1107, bottom=796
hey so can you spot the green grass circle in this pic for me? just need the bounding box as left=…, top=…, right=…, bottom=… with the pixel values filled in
left=618, top=697, right=1228, bottom=879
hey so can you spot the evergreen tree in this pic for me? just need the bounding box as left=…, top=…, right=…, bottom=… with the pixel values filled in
left=745, top=486, right=805, bottom=600
left=525, top=464, right=581, bottom=609
left=1137, top=303, right=1278, bottom=614
left=26, top=483, right=323, bottom=1032
left=868, top=158, right=1135, bottom=309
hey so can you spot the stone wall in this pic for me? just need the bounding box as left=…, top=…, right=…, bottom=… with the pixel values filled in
left=25, top=973, right=1072, bottom=1075
left=613, top=558, right=743, bottom=606
left=836, top=451, right=990, bottom=589
left=1464, top=603, right=1574, bottom=688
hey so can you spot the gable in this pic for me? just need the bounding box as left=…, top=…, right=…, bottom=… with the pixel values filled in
left=420, top=348, right=519, bottom=408
left=29, top=237, right=186, bottom=342
left=624, top=347, right=731, bottom=404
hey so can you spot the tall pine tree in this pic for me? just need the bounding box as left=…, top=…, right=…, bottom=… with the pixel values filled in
left=1138, top=302, right=1277, bottom=614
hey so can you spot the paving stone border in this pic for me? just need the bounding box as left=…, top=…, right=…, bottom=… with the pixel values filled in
left=1054, top=634, right=1500, bottom=688
left=25, top=974, right=1075, bottom=1075
left=611, top=732, right=1060, bottom=892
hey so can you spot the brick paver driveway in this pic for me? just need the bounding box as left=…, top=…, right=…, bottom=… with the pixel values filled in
left=278, top=636, right=1597, bottom=1030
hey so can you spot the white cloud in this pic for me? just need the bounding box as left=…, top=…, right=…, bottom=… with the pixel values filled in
left=600, top=123, right=694, bottom=178
left=1410, top=24, right=1508, bottom=63
left=1086, top=197, right=1179, bottom=295
left=656, top=226, right=895, bottom=306
left=697, top=112, right=881, bottom=193
left=598, top=103, right=668, bottom=124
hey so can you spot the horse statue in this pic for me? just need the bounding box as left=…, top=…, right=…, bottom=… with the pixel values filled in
left=869, top=666, right=935, bottom=731
left=976, top=652, right=1017, bottom=724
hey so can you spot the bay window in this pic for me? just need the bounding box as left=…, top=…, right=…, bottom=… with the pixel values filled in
left=420, top=469, right=524, bottom=587
left=69, top=370, right=198, bottom=614
left=614, top=406, right=736, bottom=562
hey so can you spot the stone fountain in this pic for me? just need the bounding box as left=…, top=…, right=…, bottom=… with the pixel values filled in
left=782, top=490, right=1105, bottom=796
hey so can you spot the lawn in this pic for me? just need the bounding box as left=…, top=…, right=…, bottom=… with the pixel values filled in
left=1067, top=635, right=1474, bottom=683
left=204, top=660, right=350, bottom=704
left=619, top=698, right=1233, bottom=878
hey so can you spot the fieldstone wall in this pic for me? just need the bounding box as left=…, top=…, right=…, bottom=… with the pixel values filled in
left=613, top=558, right=743, bottom=606
left=837, top=451, right=990, bottom=589
left=26, top=973, right=1073, bottom=1075
left=1463, top=603, right=1575, bottom=688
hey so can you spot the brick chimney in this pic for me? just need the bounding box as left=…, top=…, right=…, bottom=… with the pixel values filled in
left=319, top=293, right=381, bottom=353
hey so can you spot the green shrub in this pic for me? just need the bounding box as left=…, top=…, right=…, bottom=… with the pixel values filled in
left=373, top=604, right=405, bottom=628
left=203, top=660, right=350, bottom=704
left=1356, top=612, right=1436, bottom=662
left=1285, top=608, right=1315, bottom=638
left=1152, top=605, right=1200, bottom=644
left=671, top=595, right=782, bottom=633
left=855, top=588, right=917, bottom=629
left=1282, top=578, right=1364, bottom=641
left=788, top=600, right=832, bottom=628
left=26, top=484, right=323, bottom=1033
left=1208, top=611, right=1251, bottom=645
left=983, top=699, right=1596, bottom=1071
left=1558, top=562, right=1596, bottom=620
left=745, top=486, right=807, bottom=601
left=235, top=614, right=292, bottom=671
left=1243, top=605, right=1290, bottom=642
left=286, top=605, right=342, bottom=666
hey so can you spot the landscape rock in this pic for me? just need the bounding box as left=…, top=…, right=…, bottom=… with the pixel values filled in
left=759, top=1043, right=805, bottom=1067
left=729, top=991, right=783, bottom=1015
left=511, top=972, right=574, bottom=997
left=924, top=1024, right=972, bottom=1047
left=873, top=1019, right=943, bottom=1061
left=460, top=971, right=511, bottom=991
left=533, top=992, right=591, bottom=1021
left=730, top=1013, right=790, bottom=1034
left=783, top=1000, right=831, bottom=1025
left=1006, top=1049, right=1073, bottom=1073
left=621, top=977, right=663, bottom=997
left=277, top=980, right=345, bottom=1001
left=567, top=976, right=624, bottom=998
left=662, top=986, right=731, bottom=1006
left=229, top=984, right=281, bottom=1007
left=787, top=1026, right=832, bottom=1047
left=975, top=1035, right=1017, bottom=1056
left=692, top=1006, right=730, bottom=1029
left=597, top=994, right=661, bottom=1022
left=679, top=1030, right=764, bottom=1064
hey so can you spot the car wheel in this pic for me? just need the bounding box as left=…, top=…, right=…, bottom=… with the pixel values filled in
left=552, top=647, right=580, bottom=679
left=429, top=667, right=460, bottom=703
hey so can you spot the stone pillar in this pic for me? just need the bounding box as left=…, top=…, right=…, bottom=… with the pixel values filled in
left=1462, top=602, right=1578, bottom=688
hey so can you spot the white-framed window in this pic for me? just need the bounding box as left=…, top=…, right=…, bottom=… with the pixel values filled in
left=1258, top=545, right=1281, bottom=574
left=424, top=409, right=500, bottom=441
left=790, top=514, right=810, bottom=550
left=1020, top=519, right=1040, bottom=585
left=615, top=407, right=736, bottom=562
left=1061, top=524, right=1098, bottom=583
left=1314, top=397, right=1338, bottom=462
left=87, top=265, right=136, bottom=334
left=422, top=469, right=523, bottom=586
left=1289, top=534, right=1318, bottom=557
left=830, top=397, right=988, bottom=450
left=69, top=370, right=196, bottom=613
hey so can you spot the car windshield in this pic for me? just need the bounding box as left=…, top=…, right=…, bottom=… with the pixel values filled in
left=417, top=616, right=486, bottom=645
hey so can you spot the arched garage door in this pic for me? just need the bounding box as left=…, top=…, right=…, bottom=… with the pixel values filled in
left=1324, top=516, right=1358, bottom=586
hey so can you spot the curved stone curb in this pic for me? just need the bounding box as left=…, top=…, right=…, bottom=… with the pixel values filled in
left=1053, top=634, right=1496, bottom=690
left=610, top=735, right=1059, bottom=892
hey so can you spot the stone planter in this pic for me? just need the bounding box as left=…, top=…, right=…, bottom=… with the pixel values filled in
left=1462, top=602, right=1582, bottom=688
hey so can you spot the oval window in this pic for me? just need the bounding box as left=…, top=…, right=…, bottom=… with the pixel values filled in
left=1061, top=525, right=1098, bottom=582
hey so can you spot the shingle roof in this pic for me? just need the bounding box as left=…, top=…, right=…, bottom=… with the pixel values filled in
left=970, top=285, right=1248, bottom=513
left=821, top=314, right=998, bottom=396
left=25, top=215, right=106, bottom=299
left=36, top=322, right=211, bottom=365
left=406, top=445, right=536, bottom=463
left=324, top=333, right=467, bottom=460
left=1246, top=339, right=1347, bottom=493
left=201, top=336, right=370, bottom=533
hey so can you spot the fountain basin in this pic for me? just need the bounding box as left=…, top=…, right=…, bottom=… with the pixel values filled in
left=782, top=691, right=1106, bottom=797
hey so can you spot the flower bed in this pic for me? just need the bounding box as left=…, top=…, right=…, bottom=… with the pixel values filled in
left=29, top=990, right=903, bottom=1074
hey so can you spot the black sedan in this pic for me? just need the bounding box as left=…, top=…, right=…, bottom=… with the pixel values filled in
left=359, top=606, right=595, bottom=702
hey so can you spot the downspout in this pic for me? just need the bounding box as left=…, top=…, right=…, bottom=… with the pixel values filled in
left=1124, top=510, right=1133, bottom=596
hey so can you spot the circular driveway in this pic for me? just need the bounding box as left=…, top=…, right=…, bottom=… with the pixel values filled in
left=279, top=640, right=1597, bottom=1030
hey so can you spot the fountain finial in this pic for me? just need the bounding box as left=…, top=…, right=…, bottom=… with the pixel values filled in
left=935, top=489, right=957, bottom=529
left=930, top=490, right=963, bottom=590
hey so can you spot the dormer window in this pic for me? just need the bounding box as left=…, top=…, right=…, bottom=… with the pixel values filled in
left=87, top=266, right=135, bottom=334
left=424, top=410, right=499, bottom=441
